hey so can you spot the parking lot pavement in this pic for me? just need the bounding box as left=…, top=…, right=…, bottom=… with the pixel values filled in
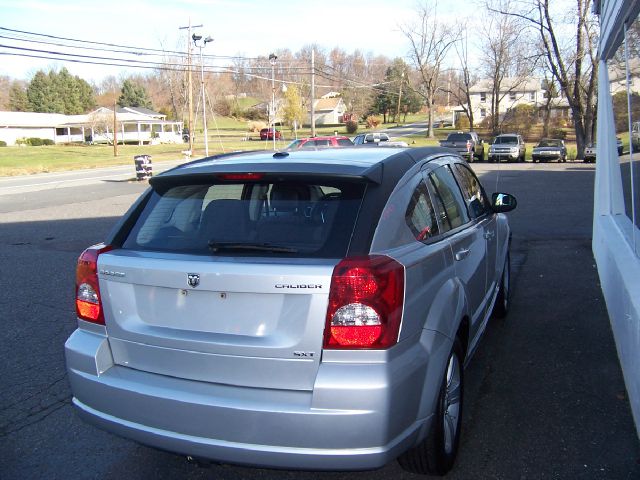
left=0, top=161, right=638, bottom=479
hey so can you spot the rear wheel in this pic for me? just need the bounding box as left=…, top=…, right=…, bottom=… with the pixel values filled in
left=492, top=252, right=510, bottom=318
left=398, top=339, right=464, bottom=476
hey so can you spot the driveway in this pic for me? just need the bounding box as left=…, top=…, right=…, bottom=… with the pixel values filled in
left=0, top=161, right=638, bottom=479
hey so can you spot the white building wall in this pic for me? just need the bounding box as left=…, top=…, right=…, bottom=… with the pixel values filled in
left=592, top=0, right=640, bottom=438
left=469, top=89, right=545, bottom=121
left=0, top=127, right=55, bottom=146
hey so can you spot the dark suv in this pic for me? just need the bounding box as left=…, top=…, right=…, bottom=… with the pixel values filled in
left=439, top=132, right=484, bottom=162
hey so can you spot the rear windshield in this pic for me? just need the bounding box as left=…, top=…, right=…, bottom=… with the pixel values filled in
left=122, top=178, right=366, bottom=258
left=493, top=136, right=518, bottom=144
left=538, top=139, right=562, bottom=147
left=337, top=138, right=354, bottom=146
left=446, top=133, right=472, bottom=142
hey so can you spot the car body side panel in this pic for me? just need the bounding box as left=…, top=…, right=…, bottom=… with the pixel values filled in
left=481, top=214, right=499, bottom=313
left=448, top=225, right=488, bottom=339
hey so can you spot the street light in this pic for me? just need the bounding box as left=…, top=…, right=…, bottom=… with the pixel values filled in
left=269, top=53, right=278, bottom=150
left=193, top=33, right=213, bottom=156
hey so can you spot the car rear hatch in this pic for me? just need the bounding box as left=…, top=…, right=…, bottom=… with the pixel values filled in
left=98, top=173, right=368, bottom=391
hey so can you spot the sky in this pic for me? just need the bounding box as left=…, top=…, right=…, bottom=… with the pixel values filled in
left=0, top=0, right=444, bottom=83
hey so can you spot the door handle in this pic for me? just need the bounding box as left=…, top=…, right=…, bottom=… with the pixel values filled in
left=455, top=248, right=471, bottom=261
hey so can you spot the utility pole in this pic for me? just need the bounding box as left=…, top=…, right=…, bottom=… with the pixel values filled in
left=396, top=70, right=404, bottom=126
left=193, top=33, right=213, bottom=157
left=179, top=20, right=202, bottom=154
left=269, top=53, right=278, bottom=150
left=113, top=101, right=118, bottom=157
left=311, top=49, right=316, bottom=137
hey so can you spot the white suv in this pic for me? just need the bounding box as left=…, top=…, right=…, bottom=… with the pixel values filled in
left=488, top=134, right=526, bottom=163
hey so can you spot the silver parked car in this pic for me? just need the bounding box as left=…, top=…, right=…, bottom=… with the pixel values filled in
left=66, top=147, right=516, bottom=476
left=488, top=133, right=526, bottom=163
left=532, top=138, right=567, bottom=163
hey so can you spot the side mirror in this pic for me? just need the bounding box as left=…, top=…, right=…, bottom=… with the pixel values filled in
left=492, top=192, right=517, bottom=213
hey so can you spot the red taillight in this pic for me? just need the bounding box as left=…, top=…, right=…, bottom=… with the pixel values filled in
left=75, top=243, right=113, bottom=324
left=323, top=256, right=404, bottom=349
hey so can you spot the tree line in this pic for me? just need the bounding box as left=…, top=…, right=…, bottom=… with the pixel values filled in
left=0, top=0, right=599, bottom=156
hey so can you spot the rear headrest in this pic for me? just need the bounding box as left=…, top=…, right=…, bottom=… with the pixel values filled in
left=270, top=183, right=309, bottom=213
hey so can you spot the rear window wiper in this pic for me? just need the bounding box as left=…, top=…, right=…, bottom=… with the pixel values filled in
left=208, top=241, right=299, bottom=254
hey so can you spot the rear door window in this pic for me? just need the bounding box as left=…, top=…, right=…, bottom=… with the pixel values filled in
left=427, top=165, right=469, bottom=232
left=406, top=181, right=440, bottom=241
left=123, top=178, right=366, bottom=258
left=452, top=163, right=491, bottom=219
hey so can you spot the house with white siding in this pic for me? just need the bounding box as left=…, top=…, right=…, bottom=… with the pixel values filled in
left=307, top=98, right=347, bottom=126
left=0, top=107, right=183, bottom=146
left=469, top=77, right=545, bottom=120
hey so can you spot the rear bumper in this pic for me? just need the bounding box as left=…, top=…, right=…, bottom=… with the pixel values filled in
left=488, top=152, right=519, bottom=161
left=65, top=328, right=444, bottom=470
left=532, top=153, right=562, bottom=161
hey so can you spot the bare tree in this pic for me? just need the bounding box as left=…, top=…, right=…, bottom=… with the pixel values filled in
left=448, top=22, right=479, bottom=130
left=87, top=109, right=116, bottom=144
left=541, top=76, right=559, bottom=137
left=401, top=0, right=458, bottom=137
left=495, top=0, right=598, bottom=156
left=481, top=0, right=537, bottom=133
left=0, top=75, right=12, bottom=110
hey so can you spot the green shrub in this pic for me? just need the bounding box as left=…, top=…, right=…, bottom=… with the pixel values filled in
left=0, top=141, right=6, bottom=147
left=345, top=120, right=358, bottom=134
left=16, top=138, right=54, bottom=146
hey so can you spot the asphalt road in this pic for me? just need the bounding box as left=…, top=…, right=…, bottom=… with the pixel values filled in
left=1, top=160, right=639, bottom=479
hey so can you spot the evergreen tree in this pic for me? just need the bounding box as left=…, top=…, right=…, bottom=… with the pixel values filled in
left=8, top=81, right=29, bottom=111
left=117, top=79, right=153, bottom=108
left=22, top=68, right=95, bottom=114
left=27, top=71, right=56, bottom=112
left=372, top=58, right=412, bottom=123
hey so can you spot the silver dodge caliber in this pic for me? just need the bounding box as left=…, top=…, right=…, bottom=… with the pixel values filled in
left=66, top=147, right=516, bottom=476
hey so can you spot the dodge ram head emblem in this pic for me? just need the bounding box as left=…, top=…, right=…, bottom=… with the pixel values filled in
left=187, top=273, right=200, bottom=288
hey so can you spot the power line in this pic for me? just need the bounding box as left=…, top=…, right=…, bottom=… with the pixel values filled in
left=0, top=26, right=260, bottom=61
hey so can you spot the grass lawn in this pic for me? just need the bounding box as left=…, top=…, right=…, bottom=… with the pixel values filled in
left=0, top=138, right=277, bottom=176
left=0, top=113, right=586, bottom=175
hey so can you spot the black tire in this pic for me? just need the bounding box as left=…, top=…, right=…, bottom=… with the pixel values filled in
left=492, top=252, right=510, bottom=318
left=398, top=339, right=464, bottom=476
left=477, top=150, right=485, bottom=162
